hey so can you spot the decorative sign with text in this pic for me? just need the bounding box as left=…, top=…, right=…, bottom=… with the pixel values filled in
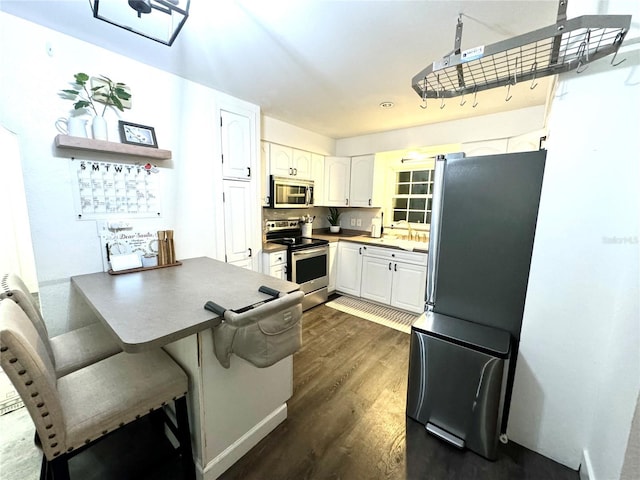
left=70, top=159, right=162, bottom=220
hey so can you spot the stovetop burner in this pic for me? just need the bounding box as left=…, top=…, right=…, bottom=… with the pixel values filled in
left=265, top=219, right=328, bottom=250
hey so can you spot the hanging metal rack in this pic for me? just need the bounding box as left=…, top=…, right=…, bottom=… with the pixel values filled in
left=411, top=1, right=631, bottom=103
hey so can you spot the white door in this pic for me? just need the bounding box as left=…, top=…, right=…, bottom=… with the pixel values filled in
left=221, top=110, right=251, bottom=181
left=335, top=242, right=362, bottom=296
left=223, top=181, right=253, bottom=265
left=349, top=154, right=375, bottom=207
left=361, top=255, right=392, bottom=304
left=391, top=261, right=427, bottom=313
left=269, top=144, right=293, bottom=177
left=324, top=157, right=351, bottom=207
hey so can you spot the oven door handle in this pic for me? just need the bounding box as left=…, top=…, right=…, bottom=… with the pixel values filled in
left=291, top=246, right=328, bottom=260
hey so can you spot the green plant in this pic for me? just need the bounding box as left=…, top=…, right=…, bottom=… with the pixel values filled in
left=61, top=73, right=131, bottom=117
left=327, top=207, right=341, bottom=226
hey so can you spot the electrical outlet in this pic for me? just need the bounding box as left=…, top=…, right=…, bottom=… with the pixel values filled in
left=357, top=218, right=362, bottom=226
left=350, top=218, right=356, bottom=226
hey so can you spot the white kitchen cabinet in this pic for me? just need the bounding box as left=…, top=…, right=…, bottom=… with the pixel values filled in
left=324, top=156, right=351, bottom=207
left=390, top=261, right=427, bottom=313
left=335, top=241, right=363, bottom=296
left=349, top=154, right=376, bottom=207
left=261, top=141, right=270, bottom=207
left=328, top=242, right=338, bottom=292
left=262, top=250, right=287, bottom=280
left=292, top=149, right=312, bottom=179
left=221, top=109, right=252, bottom=181
left=360, top=254, right=392, bottom=304
left=269, top=143, right=312, bottom=179
left=223, top=180, right=254, bottom=266
left=359, top=245, right=428, bottom=313
left=324, top=155, right=378, bottom=207
left=311, top=153, right=325, bottom=206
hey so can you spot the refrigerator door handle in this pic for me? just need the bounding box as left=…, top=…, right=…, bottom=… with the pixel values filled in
left=425, top=154, right=450, bottom=309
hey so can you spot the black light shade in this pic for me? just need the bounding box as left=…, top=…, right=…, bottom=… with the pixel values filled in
left=90, top=0, right=190, bottom=46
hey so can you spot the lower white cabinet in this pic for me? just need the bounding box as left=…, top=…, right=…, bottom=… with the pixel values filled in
left=339, top=243, right=428, bottom=314
left=328, top=242, right=338, bottom=292
left=262, top=250, right=287, bottom=280
left=335, top=241, right=363, bottom=296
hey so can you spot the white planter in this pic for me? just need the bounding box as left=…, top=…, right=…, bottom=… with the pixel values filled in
left=329, top=225, right=340, bottom=233
left=92, top=116, right=108, bottom=141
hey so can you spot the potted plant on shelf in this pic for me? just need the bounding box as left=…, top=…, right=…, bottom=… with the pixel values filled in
left=327, top=207, right=341, bottom=233
left=60, top=73, right=131, bottom=141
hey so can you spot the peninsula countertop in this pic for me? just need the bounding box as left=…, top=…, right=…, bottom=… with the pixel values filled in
left=71, top=256, right=300, bottom=353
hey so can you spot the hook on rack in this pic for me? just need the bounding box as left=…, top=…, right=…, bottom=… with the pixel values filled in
left=472, top=87, right=479, bottom=108
left=576, top=29, right=591, bottom=74
left=419, top=78, right=428, bottom=109
left=610, top=33, right=626, bottom=67
left=437, top=74, right=445, bottom=109
left=505, top=83, right=513, bottom=102
left=459, top=90, right=466, bottom=107
left=530, top=62, right=538, bottom=90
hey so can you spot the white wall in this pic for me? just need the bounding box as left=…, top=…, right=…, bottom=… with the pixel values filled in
left=262, top=116, right=335, bottom=155
left=508, top=1, right=640, bottom=477
left=0, top=13, right=251, bottom=335
left=335, top=104, right=548, bottom=157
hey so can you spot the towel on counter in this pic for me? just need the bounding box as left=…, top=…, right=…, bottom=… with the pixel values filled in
left=212, top=291, right=304, bottom=368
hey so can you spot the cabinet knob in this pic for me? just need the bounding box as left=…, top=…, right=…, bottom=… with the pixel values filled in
left=389, top=262, right=392, bottom=270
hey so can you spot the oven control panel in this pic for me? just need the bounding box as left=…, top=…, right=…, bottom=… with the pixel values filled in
left=265, top=219, right=300, bottom=231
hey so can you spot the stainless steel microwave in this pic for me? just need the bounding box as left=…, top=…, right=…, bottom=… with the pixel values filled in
left=270, top=176, right=314, bottom=208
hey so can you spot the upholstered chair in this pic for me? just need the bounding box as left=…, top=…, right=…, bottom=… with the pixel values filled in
left=0, top=297, right=194, bottom=480
left=0, top=273, right=121, bottom=377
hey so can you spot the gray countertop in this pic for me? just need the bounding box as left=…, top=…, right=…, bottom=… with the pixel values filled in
left=71, top=257, right=300, bottom=352
left=262, top=228, right=429, bottom=253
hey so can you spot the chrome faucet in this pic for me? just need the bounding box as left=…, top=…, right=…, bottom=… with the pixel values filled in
left=394, top=220, right=413, bottom=240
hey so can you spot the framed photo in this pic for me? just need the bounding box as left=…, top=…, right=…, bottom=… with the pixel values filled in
left=118, top=121, right=158, bottom=148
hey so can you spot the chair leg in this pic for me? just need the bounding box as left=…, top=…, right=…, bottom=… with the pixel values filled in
left=175, top=396, right=195, bottom=480
left=39, top=455, right=48, bottom=480
left=48, top=456, right=70, bottom=480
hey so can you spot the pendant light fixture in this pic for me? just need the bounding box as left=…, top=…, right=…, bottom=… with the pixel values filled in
left=90, top=0, right=190, bottom=46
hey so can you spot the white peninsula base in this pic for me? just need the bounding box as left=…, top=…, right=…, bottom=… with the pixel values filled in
left=164, top=329, right=293, bottom=479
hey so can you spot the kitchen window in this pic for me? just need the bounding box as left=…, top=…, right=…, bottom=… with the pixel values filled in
left=392, top=169, right=435, bottom=224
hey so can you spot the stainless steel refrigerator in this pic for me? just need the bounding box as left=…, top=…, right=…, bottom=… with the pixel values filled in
left=406, top=150, right=546, bottom=460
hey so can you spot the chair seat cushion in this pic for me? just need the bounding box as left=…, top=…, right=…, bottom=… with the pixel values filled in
left=50, top=323, right=121, bottom=377
left=57, top=349, right=188, bottom=453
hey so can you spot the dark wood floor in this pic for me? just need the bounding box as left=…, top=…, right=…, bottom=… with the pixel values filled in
left=64, top=304, right=578, bottom=480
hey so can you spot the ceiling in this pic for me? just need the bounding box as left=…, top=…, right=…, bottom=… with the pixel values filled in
left=1, top=1, right=561, bottom=139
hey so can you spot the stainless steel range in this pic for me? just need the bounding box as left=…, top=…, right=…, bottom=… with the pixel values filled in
left=265, top=219, right=329, bottom=311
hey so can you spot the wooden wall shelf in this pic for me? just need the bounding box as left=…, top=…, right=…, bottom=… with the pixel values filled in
left=55, top=135, right=172, bottom=160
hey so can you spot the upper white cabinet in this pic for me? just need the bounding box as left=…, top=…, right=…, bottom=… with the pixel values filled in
left=349, top=154, right=376, bottom=207
left=311, top=153, right=325, bottom=206
left=221, top=109, right=252, bottom=181
left=324, top=156, right=351, bottom=207
left=323, top=155, right=378, bottom=207
left=269, top=143, right=312, bottom=179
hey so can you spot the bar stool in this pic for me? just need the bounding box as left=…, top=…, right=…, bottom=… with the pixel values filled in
left=0, top=297, right=195, bottom=480
left=0, top=273, right=121, bottom=377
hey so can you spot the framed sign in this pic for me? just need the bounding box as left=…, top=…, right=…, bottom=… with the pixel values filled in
left=118, top=121, right=158, bottom=148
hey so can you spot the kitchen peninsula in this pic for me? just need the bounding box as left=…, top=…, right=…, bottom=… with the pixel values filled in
left=71, top=257, right=300, bottom=480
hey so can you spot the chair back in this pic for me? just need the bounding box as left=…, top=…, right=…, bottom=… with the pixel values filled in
left=1, top=273, right=55, bottom=365
left=0, top=298, right=66, bottom=459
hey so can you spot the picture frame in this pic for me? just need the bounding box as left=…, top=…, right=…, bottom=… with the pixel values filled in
left=118, top=121, right=158, bottom=148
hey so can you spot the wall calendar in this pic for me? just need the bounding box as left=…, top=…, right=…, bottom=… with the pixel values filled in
left=70, top=159, right=162, bottom=219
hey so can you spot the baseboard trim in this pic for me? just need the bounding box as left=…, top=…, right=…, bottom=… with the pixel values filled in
left=579, top=449, right=595, bottom=480
left=199, top=403, right=288, bottom=480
